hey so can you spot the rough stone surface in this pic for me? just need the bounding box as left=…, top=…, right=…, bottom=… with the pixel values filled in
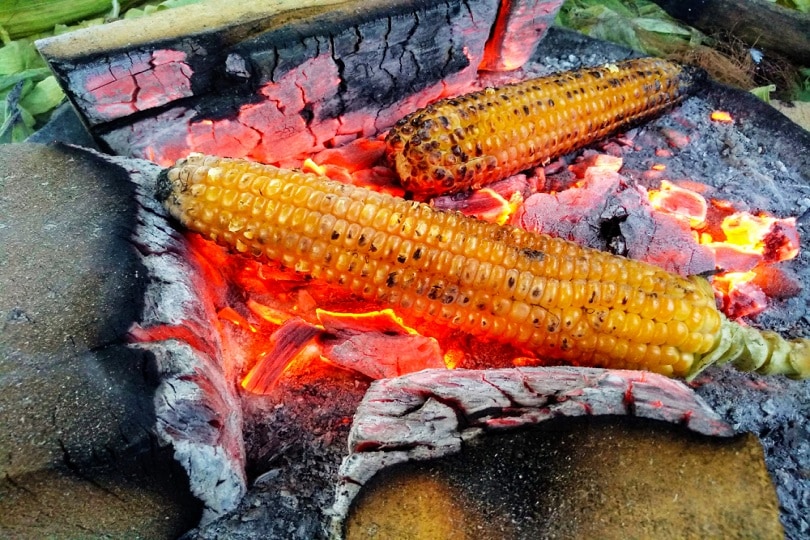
left=345, top=417, right=784, bottom=540
left=330, top=367, right=734, bottom=535
left=0, top=142, right=200, bottom=538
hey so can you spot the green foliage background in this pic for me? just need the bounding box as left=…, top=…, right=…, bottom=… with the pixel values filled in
left=0, top=0, right=202, bottom=142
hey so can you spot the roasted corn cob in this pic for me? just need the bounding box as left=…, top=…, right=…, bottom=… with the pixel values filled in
left=385, top=57, right=698, bottom=197
left=157, top=154, right=810, bottom=379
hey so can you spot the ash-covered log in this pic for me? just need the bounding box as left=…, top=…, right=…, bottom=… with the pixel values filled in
left=118, top=153, right=248, bottom=524
left=36, top=0, right=563, bottom=166
left=329, top=366, right=733, bottom=537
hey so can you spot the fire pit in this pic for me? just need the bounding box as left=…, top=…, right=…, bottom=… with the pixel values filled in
left=33, top=1, right=810, bottom=538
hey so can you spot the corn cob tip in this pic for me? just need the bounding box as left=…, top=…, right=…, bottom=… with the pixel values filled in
left=687, top=316, right=810, bottom=380
left=155, top=167, right=175, bottom=204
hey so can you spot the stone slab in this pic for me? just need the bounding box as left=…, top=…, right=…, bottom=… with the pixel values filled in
left=0, top=142, right=199, bottom=537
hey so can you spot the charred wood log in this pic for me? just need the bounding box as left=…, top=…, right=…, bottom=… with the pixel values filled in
left=36, top=0, right=564, bottom=166
left=329, top=366, right=733, bottom=536
left=648, top=0, right=810, bottom=66
left=120, top=152, right=248, bottom=524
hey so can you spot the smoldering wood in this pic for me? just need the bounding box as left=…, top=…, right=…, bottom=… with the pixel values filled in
left=115, top=152, right=248, bottom=524
left=329, top=366, right=733, bottom=536
left=480, top=0, right=566, bottom=71
left=36, top=0, right=565, bottom=167
left=649, top=0, right=810, bottom=66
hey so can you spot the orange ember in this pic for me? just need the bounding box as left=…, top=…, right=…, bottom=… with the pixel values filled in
left=648, top=180, right=708, bottom=228
left=646, top=181, right=800, bottom=319
left=710, top=110, right=733, bottom=123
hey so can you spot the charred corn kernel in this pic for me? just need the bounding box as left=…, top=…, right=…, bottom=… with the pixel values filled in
left=158, top=154, right=810, bottom=380
left=385, top=57, right=699, bottom=197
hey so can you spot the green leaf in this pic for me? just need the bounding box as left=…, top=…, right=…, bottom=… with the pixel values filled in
left=776, top=0, right=810, bottom=12
left=0, top=38, right=47, bottom=74
left=0, top=67, right=50, bottom=93
left=750, top=84, right=776, bottom=103
left=632, top=17, right=692, bottom=36
left=20, top=75, right=63, bottom=115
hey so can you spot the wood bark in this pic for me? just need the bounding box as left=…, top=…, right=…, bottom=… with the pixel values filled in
left=329, top=366, right=733, bottom=537
left=36, top=0, right=564, bottom=166
left=649, top=0, right=810, bottom=66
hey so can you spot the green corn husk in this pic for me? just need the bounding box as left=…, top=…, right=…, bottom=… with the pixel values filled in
left=0, top=0, right=141, bottom=40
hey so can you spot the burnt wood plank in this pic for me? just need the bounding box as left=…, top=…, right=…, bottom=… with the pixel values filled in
left=37, top=0, right=501, bottom=165
left=37, top=0, right=567, bottom=166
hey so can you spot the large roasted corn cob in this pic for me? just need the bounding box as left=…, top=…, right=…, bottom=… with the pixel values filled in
left=157, top=154, right=810, bottom=379
left=385, top=57, right=698, bottom=197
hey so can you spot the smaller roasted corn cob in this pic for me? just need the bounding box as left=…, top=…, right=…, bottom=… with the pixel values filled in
left=385, top=57, right=699, bottom=197
left=157, top=154, right=810, bottom=380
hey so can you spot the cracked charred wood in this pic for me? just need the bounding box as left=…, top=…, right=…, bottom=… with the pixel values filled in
left=329, top=366, right=733, bottom=537
left=36, top=0, right=564, bottom=166
left=649, top=0, right=810, bottom=66
left=122, top=152, right=248, bottom=524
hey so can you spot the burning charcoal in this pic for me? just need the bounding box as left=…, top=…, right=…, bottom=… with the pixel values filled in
left=431, top=187, right=516, bottom=224
left=516, top=167, right=631, bottom=248
left=750, top=266, right=803, bottom=300
left=241, top=318, right=323, bottom=394
left=619, top=200, right=717, bottom=277
left=514, top=167, right=716, bottom=277
left=384, top=57, right=702, bottom=198
left=567, top=152, right=623, bottom=179
left=318, top=309, right=445, bottom=379
left=157, top=155, right=810, bottom=380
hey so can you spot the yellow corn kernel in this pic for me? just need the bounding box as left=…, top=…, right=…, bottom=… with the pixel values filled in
left=159, top=154, right=810, bottom=380
left=385, top=57, right=699, bottom=197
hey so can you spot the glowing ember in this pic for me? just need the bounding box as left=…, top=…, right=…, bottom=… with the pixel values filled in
left=241, top=319, right=323, bottom=394
left=646, top=180, right=800, bottom=319
left=238, top=307, right=449, bottom=394
left=721, top=212, right=800, bottom=263
left=219, top=306, right=258, bottom=333
left=712, top=272, right=769, bottom=320
left=568, top=153, right=623, bottom=178
left=710, top=110, right=733, bottom=123
left=432, top=187, right=518, bottom=225
left=648, top=180, right=708, bottom=228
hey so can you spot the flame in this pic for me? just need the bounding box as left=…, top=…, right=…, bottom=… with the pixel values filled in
left=710, top=110, right=733, bottom=123
left=443, top=348, right=464, bottom=369
left=302, top=157, right=327, bottom=176
left=218, top=306, right=258, bottom=333
left=316, top=307, right=419, bottom=335
left=246, top=299, right=290, bottom=326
